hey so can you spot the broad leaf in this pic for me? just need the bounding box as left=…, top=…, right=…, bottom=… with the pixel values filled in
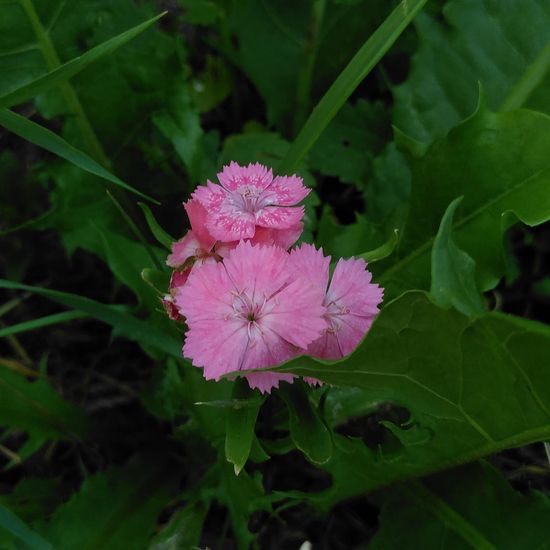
left=265, top=292, right=550, bottom=505
left=376, top=107, right=550, bottom=300
left=371, top=462, right=550, bottom=549
left=393, top=0, right=550, bottom=142
left=40, top=456, right=175, bottom=550
left=430, top=197, right=485, bottom=316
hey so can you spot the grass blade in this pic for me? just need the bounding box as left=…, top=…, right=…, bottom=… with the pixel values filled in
left=0, top=108, right=158, bottom=204
left=0, top=280, right=181, bottom=358
left=0, top=505, right=55, bottom=550
left=0, top=13, right=166, bottom=109
left=0, top=311, right=87, bottom=338
left=277, top=0, right=428, bottom=175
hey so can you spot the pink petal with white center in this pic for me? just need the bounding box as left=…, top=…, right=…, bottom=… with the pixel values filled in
left=255, top=205, right=305, bottom=230
left=218, top=161, right=273, bottom=191
left=184, top=199, right=216, bottom=250
left=263, top=278, right=327, bottom=349
left=246, top=372, right=294, bottom=393
left=166, top=230, right=202, bottom=268
left=288, top=243, right=330, bottom=298
left=206, top=205, right=257, bottom=241
left=192, top=180, right=226, bottom=213
left=251, top=224, right=303, bottom=250
left=267, top=175, right=310, bottom=205
left=223, top=241, right=289, bottom=298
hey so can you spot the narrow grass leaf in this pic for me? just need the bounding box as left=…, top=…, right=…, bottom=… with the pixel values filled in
left=278, top=0, right=428, bottom=174
left=0, top=109, right=158, bottom=203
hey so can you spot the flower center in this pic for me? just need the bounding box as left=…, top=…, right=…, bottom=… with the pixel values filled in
left=231, top=290, right=267, bottom=324
left=233, top=186, right=268, bottom=213
left=325, top=300, right=350, bottom=333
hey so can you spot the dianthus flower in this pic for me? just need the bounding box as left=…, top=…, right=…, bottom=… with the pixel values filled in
left=192, top=162, right=309, bottom=244
left=176, top=241, right=327, bottom=393
left=289, top=244, right=383, bottom=360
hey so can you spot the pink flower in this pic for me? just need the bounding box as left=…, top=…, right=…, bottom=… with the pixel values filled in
left=166, top=199, right=219, bottom=270
left=175, top=241, right=327, bottom=393
left=289, top=244, right=383, bottom=361
left=192, top=162, right=309, bottom=243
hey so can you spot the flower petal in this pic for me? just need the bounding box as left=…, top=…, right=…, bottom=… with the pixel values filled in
left=184, top=199, right=216, bottom=250
left=267, top=174, right=309, bottom=205
left=218, top=161, right=273, bottom=191
left=166, top=230, right=202, bottom=268
left=223, top=241, right=289, bottom=297
left=255, top=205, right=305, bottom=230
left=288, top=243, right=330, bottom=298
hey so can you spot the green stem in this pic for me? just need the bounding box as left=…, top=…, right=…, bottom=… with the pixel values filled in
left=500, top=38, right=550, bottom=112
left=277, top=0, right=428, bottom=175
left=19, top=0, right=110, bottom=167
left=401, top=480, right=498, bottom=550
left=293, top=0, right=326, bottom=135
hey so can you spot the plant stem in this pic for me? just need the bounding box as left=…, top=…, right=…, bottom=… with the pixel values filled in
left=293, top=0, right=326, bottom=135
left=19, top=0, right=110, bottom=167
left=500, top=38, right=550, bottom=111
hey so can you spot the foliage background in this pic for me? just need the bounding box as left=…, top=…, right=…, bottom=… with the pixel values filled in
left=0, top=0, right=550, bottom=548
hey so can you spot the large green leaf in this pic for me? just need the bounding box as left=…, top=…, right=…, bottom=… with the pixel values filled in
left=393, top=0, right=550, bottom=142
left=40, top=456, right=175, bottom=550
left=370, top=462, right=550, bottom=549
left=376, top=106, right=550, bottom=300
left=264, top=292, right=550, bottom=505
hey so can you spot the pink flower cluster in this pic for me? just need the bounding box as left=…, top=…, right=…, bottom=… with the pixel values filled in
left=165, top=162, right=383, bottom=393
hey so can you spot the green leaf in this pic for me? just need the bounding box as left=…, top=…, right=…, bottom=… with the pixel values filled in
left=278, top=0, right=428, bottom=174
left=0, top=13, right=165, bottom=108
left=316, top=205, right=384, bottom=259
left=358, top=229, right=399, bottom=264
left=371, top=462, right=550, bottom=549
left=393, top=0, right=550, bottom=142
left=264, top=292, right=550, bottom=504
left=430, top=197, right=485, bottom=316
left=0, top=367, right=87, bottom=441
left=308, top=99, right=389, bottom=186
left=138, top=203, right=175, bottom=250
left=0, top=505, right=54, bottom=550
left=0, top=311, right=87, bottom=338
left=0, top=280, right=181, bottom=359
left=279, top=382, right=333, bottom=465
left=153, top=80, right=205, bottom=185
left=0, top=109, right=157, bottom=203
left=377, top=107, right=550, bottom=300
left=41, top=455, right=175, bottom=550
left=148, top=500, right=207, bottom=550
left=225, top=379, right=262, bottom=475
left=141, top=269, right=170, bottom=296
